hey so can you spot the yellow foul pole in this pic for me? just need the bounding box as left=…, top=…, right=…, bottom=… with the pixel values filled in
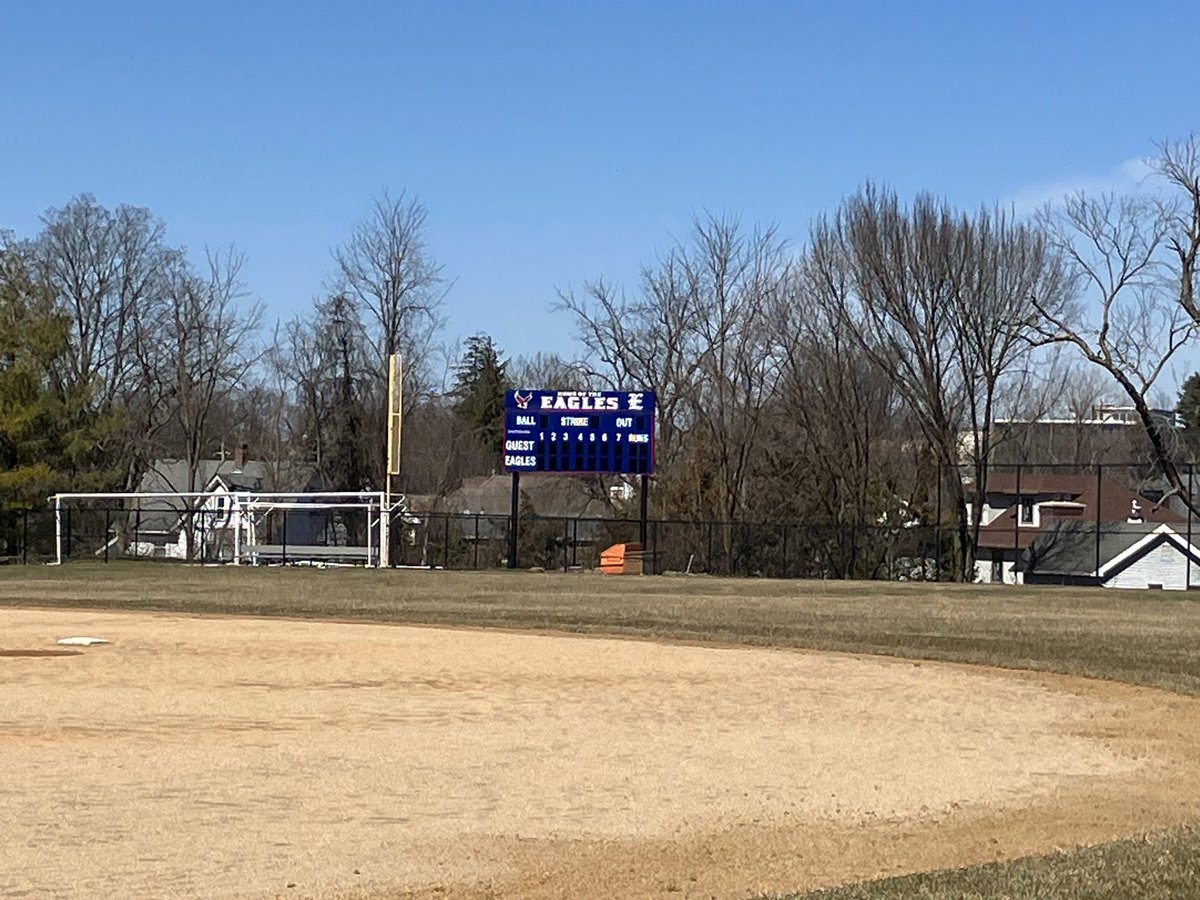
left=383, top=354, right=403, bottom=567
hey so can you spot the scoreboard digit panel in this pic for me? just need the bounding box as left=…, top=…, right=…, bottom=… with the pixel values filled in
left=503, top=389, right=656, bottom=475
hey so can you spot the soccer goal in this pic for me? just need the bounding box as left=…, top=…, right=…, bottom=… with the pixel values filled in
left=48, top=490, right=401, bottom=567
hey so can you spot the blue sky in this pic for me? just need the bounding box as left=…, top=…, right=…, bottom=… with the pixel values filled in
left=2, top=1, right=1196, bottom=372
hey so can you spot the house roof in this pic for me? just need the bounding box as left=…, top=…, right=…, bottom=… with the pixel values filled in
left=976, top=474, right=1183, bottom=550
left=131, top=458, right=316, bottom=535
left=1019, top=521, right=1200, bottom=578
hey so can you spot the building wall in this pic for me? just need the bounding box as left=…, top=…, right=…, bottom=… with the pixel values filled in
left=974, top=551, right=1023, bottom=585
left=1105, top=542, right=1198, bottom=591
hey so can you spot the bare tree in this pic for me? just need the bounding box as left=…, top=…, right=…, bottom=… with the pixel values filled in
left=274, top=293, right=373, bottom=492
left=147, top=249, right=262, bottom=558
left=297, top=191, right=451, bottom=496
left=333, top=191, right=446, bottom=402
left=508, top=351, right=590, bottom=391
left=559, top=214, right=788, bottom=525
left=807, top=186, right=1073, bottom=580
left=763, top=280, right=922, bottom=576
left=37, top=195, right=177, bottom=487
left=1030, top=146, right=1197, bottom=510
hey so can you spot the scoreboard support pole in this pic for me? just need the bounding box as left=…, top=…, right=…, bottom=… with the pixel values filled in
left=507, top=471, right=520, bottom=569
left=639, top=475, right=649, bottom=547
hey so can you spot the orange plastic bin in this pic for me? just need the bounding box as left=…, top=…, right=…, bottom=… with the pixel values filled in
left=599, top=542, right=644, bottom=574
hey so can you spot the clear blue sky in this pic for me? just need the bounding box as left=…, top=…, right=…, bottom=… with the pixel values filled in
left=3, top=1, right=1196, bottom=371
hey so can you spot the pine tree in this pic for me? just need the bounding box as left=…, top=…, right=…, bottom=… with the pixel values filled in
left=451, top=334, right=509, bottom=455
left=1178, top=373, right=1200, bottom=431
left=0, top=239, right=75, bottom=505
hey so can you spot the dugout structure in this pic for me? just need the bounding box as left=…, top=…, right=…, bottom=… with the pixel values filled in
left=48, top=490, right=398, bottom=567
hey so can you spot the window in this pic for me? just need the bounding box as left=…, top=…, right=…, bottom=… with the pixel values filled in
left=1019, top=500, right=1035, bottom=525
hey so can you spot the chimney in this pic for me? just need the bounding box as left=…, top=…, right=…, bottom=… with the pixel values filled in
left=233, top=442, right=247, bottom=473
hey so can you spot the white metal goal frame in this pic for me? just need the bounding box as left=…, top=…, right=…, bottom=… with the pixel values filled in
left=48, top=491, right=402, bottom=567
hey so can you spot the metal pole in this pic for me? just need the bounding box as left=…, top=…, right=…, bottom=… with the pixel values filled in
left=935, top=464, right=942, bottom=581
left=572, top=518, right=578, bottom=567
left=443, top=515, right=450, bottom=570
left=473, top=515, right=480, bottom=570
left=366, top=498, right=374, bottom=567
left=1095, top=465, right=1103, bottom=580
left=507, top=471, right=520, bottom=569
left=104, top=508, right=110, bottom=564
left=22, top=508, right=29, bottom=565
left=1188, top=465, right=1194, bottom=591
left=233, top=495, right=241, bottom=565
left=364, top=496, right=374, bottom=566
left=639, top=475, right=649, bottom=547
left=379, top=491, right=388, bottom=569
left=1013, top=463, right=1021, bottom=585
left=281, top=510, right=288, bottom=566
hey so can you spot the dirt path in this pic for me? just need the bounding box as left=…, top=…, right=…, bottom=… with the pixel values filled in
left=3, top=608, right=1200, bottom=899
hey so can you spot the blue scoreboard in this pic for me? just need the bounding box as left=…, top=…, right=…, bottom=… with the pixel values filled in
left=503, top=389, right=656, bottom=474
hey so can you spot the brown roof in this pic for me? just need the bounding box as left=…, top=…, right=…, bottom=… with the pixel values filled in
left=976, top=474, right=1181, bottom=550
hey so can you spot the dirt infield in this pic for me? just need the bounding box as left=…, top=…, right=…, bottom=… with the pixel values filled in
left=4, top=608, right=1200, bottom=899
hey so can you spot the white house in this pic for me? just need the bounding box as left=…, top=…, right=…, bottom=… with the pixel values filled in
left=968, top=473, right=1184, bottom=585
left=1021, top=521, right=1200, bottom=591
left=122, top=456, right=328, bottom=562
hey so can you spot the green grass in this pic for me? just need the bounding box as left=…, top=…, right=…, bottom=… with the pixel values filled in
left=777, top=824, right=1200, bottom=899
left=5, top=561, right=1200, bottom=897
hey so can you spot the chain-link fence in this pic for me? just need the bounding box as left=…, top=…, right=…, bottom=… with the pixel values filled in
left=3, top=504, right=950, bottom=580
left=10, top=462, right=1198, bottom=584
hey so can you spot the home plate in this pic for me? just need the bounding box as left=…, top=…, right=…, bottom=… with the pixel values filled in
left=56, top=636, right=110, bottom=646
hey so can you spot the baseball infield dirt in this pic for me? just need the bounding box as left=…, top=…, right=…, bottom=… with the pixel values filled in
left=4, top=607, right=1200, bottom=899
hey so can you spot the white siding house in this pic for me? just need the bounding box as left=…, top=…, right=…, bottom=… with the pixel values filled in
left=1022, top=523, right=1200, bottom=591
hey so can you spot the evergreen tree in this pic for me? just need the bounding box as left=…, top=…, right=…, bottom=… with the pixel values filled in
left=450, top=334, right=509, bottom=455
left=1178, top=373, right=1200, bottom=431
left=0, top=238, right=98, bottom=505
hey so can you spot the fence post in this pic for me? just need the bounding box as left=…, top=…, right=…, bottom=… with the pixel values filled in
left=572, top=518, right=578, bottom=567
left=934, top=463, right=942, bottom=582
left=706, top=522, right=713, bottom=574
left=22, top=508, right=29, bottom=565
left=443, top=515, right=450, bottom=570
left=1013, top=462, right=1022, bottom=585
left=104, top=508, right=110, bottom=564
left=639, top=475, right=649, bottom=546
left=473, top=515, right=480, bottom=570
left=1095, top=465, right=1102, bottom=579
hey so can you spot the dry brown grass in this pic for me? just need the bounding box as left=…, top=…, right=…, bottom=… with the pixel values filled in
left=4, top=562, right=1200, bottom=694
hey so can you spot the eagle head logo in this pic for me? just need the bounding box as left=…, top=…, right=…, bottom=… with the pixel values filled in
left=514, top=390, right=533, bottom=410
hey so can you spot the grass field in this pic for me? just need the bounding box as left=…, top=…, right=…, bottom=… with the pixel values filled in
left=4, top=561, right=1200, bottom=898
